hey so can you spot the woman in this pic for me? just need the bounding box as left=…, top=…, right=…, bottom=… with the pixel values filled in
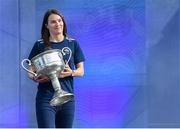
left=28, top=9, right=85, bottom=128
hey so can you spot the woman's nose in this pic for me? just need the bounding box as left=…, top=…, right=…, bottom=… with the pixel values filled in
left=55, top=21, right=59, bottom=26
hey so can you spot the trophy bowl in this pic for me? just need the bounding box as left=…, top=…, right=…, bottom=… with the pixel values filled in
left=21, top=48, right=74, bottom=106
left=31, top=49, right=65, bottom=75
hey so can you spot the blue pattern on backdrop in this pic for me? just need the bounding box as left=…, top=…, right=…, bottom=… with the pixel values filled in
left=35, top=0, right=145, bottom=127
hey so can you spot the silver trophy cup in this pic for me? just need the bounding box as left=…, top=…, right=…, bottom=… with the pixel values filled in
left=21, top=47, right=73, bottom=106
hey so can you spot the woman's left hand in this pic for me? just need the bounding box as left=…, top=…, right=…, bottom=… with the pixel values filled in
left=59, top=64, right=72, bottom=78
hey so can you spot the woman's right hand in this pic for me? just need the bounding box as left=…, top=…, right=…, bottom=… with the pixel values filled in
left=34, top=75, right=50, bottom=83
left=28, top=66, right=50, bottom=83
left=29, top=73, right=50, bottom=83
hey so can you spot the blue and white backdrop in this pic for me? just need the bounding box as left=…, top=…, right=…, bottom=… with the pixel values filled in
left=0, top=0, right=180, bottom=128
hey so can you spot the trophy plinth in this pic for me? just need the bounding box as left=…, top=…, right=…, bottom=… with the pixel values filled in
left=48, top=72, right=74, bottom=106
left=50, top=90, right=73, bottom=106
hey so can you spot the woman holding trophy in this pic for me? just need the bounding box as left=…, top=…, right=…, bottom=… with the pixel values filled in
left=25, top=9, right=85, bottom=128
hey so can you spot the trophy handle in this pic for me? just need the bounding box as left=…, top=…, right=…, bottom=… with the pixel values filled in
left=21, top=59, right=37, bottom=76
left=61, top=47, right=72, bottom=66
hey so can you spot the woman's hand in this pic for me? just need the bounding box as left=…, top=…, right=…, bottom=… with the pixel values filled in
left=59, top=62, right=84, bottom=78
left=28, top=66, right=50, bottom=83
left=33, top=75, right=50, bottom=83
left=59, top=65, right=73, bottom=78
left=29, top=73, right=50, bottom=83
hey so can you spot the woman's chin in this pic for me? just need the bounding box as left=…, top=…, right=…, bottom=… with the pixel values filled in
left=53, top=32, right=63, bottom=36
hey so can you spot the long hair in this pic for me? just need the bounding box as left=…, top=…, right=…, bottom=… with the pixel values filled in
left=41, top=9, right=67, bottom=47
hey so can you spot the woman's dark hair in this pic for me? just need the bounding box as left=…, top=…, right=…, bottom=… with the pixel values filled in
left=41, top=9, right=67, bottom=47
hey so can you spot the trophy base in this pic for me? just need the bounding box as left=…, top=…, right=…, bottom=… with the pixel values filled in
left=50, top=90, right=74, bottom=106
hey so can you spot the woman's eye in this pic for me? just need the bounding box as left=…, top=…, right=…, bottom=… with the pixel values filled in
left=51, top=21, right=56, bottom=23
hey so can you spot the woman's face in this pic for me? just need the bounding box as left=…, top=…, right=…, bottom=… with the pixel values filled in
left=46, top=14, right=64, bottom=36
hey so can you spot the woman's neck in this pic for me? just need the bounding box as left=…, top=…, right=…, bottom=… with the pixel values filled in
left=49, top=34, right=64, bottom=42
